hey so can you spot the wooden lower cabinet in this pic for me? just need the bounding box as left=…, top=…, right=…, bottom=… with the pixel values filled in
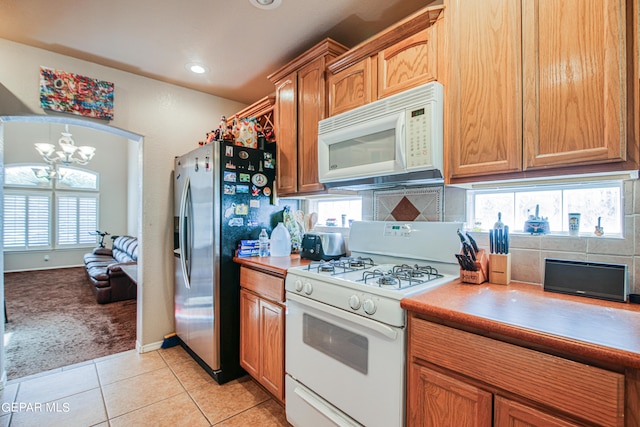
left=239, top=269, right=285, bottom=402
left=408, top=363, right=492, bottom=427
left=407, top=315, right=626, bottom=426
left=494, top=396, right=582, bottom=427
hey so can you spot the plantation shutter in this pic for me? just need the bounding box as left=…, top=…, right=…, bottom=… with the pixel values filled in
left=57, top=195, right=98, bottom=246
left=3, top=193, right=51, bottom=249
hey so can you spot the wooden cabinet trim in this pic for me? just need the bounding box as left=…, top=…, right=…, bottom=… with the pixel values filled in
left=409, top=318, right=625, bottom=426
left=328, top=5, right=444, bottom=74
left=268, top=38, right=348, bottom=83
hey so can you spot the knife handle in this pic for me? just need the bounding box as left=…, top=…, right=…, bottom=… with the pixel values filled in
left=489, top=229, right=494, bottom=254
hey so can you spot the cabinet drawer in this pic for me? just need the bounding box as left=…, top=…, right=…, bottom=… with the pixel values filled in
left=240, top=267, right=284, bottom=303
left=409, top=317, right=624, bottom=426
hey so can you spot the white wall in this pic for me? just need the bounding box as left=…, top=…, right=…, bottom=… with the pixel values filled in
left=0, top=37, right=247, bottom=369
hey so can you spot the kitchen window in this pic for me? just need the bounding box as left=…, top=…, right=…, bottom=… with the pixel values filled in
left=313, top=198, right=362, bottom=227
left=3, top=164, right=100, bottom=250
left=468, top=181, right=623, bottom=236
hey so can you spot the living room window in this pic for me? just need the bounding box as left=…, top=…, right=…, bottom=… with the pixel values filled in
left=3, top=164, right=100, bottom=250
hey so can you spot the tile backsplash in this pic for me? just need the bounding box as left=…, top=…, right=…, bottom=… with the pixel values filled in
left=360, top=179, right=640, bottom=295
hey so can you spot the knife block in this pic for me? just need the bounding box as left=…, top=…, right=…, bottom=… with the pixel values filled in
left=489, top=253, right=511, bottom=285
left=460, top=249, right=489, bottom=285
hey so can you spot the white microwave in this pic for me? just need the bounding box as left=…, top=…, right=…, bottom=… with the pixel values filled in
left=318, top=81, right=444, bottom=189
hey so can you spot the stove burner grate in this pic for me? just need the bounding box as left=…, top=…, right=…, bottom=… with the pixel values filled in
left=306, top=256, right=376, bottom=276
left=361, top=264, right=444, bottom=290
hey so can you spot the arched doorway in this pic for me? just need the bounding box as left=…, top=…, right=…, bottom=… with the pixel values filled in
left=0, top=115, right=144, bottom=380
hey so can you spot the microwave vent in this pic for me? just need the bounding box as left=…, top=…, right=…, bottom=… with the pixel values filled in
left=319, top=82, right=442, bottom=134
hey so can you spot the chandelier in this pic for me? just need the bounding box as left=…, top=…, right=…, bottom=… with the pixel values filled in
left=33, top=124, right=96, bottom=180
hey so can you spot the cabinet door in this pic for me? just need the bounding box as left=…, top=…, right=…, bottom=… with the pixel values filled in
left=407, top=364, right=492, bottom=427
left=239, top=289, right=260, bottom=379
left=522, top=0, right=626, bottom=169
left=494, top=396, right=582, bottom=427
left=297, top=57, right=327, bottom=194
left=448, top=0, right=523, bottom=178
left=274, top=72, right=298, bottom=195
left=328, top=57, right=374, bottom=116
left=259, top=298, right=285, bottom=401
left=378, top=27, right=437, bottom=99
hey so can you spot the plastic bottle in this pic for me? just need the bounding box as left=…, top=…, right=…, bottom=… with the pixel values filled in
left=258, top=228, right=269, bottom=257
left=269, top=223, right=291, bottom=257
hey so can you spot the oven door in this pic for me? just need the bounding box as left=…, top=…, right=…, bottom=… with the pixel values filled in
left=286, top=292, right=405, bottom=427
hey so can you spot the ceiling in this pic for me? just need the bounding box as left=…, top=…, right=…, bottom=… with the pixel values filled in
left=0, top=0, right=440, bottom=105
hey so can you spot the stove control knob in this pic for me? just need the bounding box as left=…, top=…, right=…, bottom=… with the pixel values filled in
left=294, top=279, right=304, bottom=293
left=349, top=295, right=361, bottom=310
left=303, top=282, right=313, bottom=295
left=363, top=299, right=377, bottom=315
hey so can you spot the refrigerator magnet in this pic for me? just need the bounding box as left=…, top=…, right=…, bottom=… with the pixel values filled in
left=228, top=218, right=244, bottom=227
left=224, top=203, right=236, bottom=218
left=263, top=187, right=271, bottom=196
left=236, top=184, right=249, bottom=194
left=239, top=173, right=250, bottom=182
left=225, top=160, right=236, bottom=169
left=225, top=146, right=233, bottom=157
left=250, top=200, right=260, bottom=208
left=223, top=171, right=236, bottom=182
left=235, top=203, right=248, bottom=215
left=238, top=150, right=249, bottom=159
left=251, top=173, right=267, bottom=187
left=223, top=184, right=235, bottom=195
left=251, top=185, right=260, bottom=196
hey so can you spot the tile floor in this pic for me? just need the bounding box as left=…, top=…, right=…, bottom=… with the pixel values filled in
left=0, top=346, right=290, bottom=426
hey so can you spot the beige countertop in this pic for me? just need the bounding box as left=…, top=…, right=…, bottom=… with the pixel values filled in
left=401, top=280, right=640, bottom=369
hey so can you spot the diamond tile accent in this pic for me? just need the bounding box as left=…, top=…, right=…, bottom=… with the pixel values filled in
left=374, top=186, right=443, bottom=221
left=390, top=196, right=420, bottom=221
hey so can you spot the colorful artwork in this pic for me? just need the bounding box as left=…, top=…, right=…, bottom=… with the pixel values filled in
left=39, top=67, right=114, bottom=120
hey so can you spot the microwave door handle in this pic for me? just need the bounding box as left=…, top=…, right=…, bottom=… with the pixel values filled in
left=396, top=117, right=406, bottom=167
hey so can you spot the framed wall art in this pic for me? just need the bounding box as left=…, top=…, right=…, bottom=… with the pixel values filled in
left=39, top=67, right=114, bottom=120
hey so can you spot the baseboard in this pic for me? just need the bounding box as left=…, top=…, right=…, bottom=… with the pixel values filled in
left=137, top=340, right=163, bottom=353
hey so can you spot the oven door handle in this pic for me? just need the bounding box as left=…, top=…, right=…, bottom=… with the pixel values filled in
left=293, top=381, right=362, bottom=427
left=287, top=292, right=398, bottom=340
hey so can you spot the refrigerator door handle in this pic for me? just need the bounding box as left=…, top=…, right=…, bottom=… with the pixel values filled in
left=178, top=176, right=191, bottom=289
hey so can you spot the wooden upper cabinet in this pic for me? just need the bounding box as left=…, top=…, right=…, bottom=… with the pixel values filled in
left=522, top=0, right=626, bottom=170
left=328, top=57, right=374, bottom=117
left=447, top=0, right=523, bottom=178
left=273, top=74, right=298, bottom=195
left=297, top=57, right=328, bottom=194
left=378, top=28, right=437, bottom=99
left=268, top=39, right=348, bottom=197
left=327, top=5, right=444, bottom=117
left=447, top=0, right=637, bottom=182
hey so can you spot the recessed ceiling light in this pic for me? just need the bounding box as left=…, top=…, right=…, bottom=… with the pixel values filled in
left=249, top=0, right=282, bottom=10
left=186, top=63, right=208, bottom=74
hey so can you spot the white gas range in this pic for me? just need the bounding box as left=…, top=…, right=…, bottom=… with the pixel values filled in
left=285, top=221, right=462, bottom=427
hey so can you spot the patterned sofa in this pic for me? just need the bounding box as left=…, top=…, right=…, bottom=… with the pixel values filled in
left=83, top=235, right=138, bottom=304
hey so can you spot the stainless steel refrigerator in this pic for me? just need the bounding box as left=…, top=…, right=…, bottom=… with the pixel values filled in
left=173, top=140, right=285, bottom=384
